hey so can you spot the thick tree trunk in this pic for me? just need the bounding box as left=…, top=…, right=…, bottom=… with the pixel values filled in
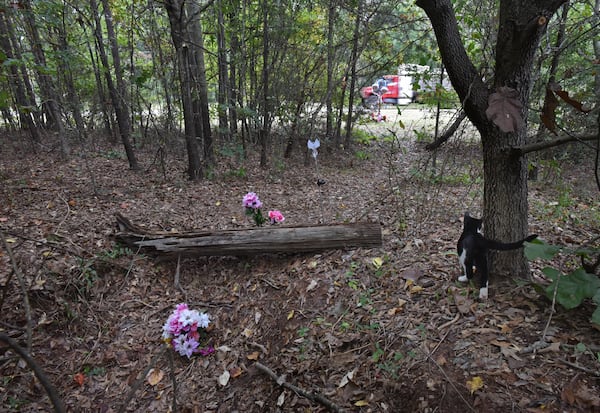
left=417, top=0, right=567, bottom=279
left=164, top=0, right=203, bottom=180
left=189, top=9, right=214, bottom=166
left=482, top=128, right=531, bottom=277
left=115, top=214, right=382, bottom=259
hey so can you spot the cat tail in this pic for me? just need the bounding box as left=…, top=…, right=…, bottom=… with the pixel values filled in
left=486, top=234, right=538, bottom=251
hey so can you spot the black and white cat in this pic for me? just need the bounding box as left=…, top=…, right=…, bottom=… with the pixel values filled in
left=457, top=212, right=537, bottom=299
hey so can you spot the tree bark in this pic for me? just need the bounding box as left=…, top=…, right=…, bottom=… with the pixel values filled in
left=56, top=15, right=87, bottom=143
left=91, top=0, right=139, bottom=169
left=325, top=1, right=336, bottom=141
left=21, top=0, right=69, bottom=157
left=164, top=0, right=203, bottom=180
left=216, top=0, right=231, bottom=141
left=344, top=0, right=363, bottom=148
left=188, top=1, right=214, bottom=165
left=0, top=12, right=41, bottom=143
left=260, top=0, right=270, bottom=168
left=100, top=0, right=139, bottom=170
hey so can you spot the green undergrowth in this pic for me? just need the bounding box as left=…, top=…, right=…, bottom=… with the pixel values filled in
left=525, top=240, right=600, bottom=326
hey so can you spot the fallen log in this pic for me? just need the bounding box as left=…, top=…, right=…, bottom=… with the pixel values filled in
left=114, top=213, right=382, bottom=258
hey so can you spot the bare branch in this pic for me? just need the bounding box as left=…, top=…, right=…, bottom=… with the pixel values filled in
left=510, top=133, right=597, bottom=156
left=0, top=229, right=32, bottom=353
left=0, top=333, right=66, bottom=413
left=254, top=362, right=346, bottom=413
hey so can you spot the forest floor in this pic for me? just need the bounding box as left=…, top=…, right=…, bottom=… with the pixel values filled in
left=1, top=109, right=600, bottom=413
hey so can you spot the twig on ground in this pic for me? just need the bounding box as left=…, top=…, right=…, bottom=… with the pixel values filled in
left=558, top=358, right=600, bottom=376
left=519, top=340, right=551, bottom=355
left=437, top=313, right=460, bottom=331
left=0, top=229, right=33, bottom=352
left=254, top=362, right=346, bottom=413
left=421, top=336, right=476, bottom=413
left=174, top=253, right=186, bottom=298
left=168, top=346, right=178, bottom=412
left=0, top=333, right=66, bottom=413
left=118, top=346, right=167, bottom=413
left=249, top=341, right=268, bottom=355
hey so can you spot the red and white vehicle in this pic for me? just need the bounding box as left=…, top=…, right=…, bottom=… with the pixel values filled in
left=360, top=64, right=449, bottom=108
left=360, top=74, right=415, bottom=107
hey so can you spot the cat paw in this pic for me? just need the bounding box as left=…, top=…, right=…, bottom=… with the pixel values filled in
left=479, top=287, right=488, bottom=300
left=458, top=275, right=468, bottom=283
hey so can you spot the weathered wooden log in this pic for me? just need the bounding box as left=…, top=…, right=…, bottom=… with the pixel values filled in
left=114, top=213, right=382, bottom=258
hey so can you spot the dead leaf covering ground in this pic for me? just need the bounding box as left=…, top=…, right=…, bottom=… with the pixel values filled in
left=1, top=122, right=599, bottom=413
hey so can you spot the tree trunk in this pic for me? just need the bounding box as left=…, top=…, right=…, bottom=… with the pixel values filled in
left=55, top=17, right=87, bottom=143
left=216, top=0, right=231, bottom=141
left=344, top=0, right=363, bottom=148
left=100, top=0, right=139, bottom=170
left=325, top=1, right=336, bottom=142
left=594, top=0, right=600, bottom=99
left=79, top=15, right=114, bottom=141
left=417, top=0, right=567, bottom=279
left=188, top=2, right=214, bottom=165
left=147, top=0, right=174, bottom=132
left=21, top=0, right=69, bottom=158
left=164, top=0, right=203, bottom=180
left=260, top=0, right=270, bottom=168
left=0, top=12, right=41, bottom=143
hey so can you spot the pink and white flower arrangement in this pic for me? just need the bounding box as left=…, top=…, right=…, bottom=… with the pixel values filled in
left=268, top=210, right=285, bottom=224
left=162, top=303, right=214, bottom=359
left=242, top=192, right=284, bottom=227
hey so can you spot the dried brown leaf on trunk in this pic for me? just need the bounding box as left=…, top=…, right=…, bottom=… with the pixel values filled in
left=485, top=86, right=524, bottom=133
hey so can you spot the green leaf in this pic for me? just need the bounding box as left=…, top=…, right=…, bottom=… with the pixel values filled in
left=545, top=268, right=600, bottom=310
left=525, top=240, right=561, bottom=260
left=541, top=266, right=561, bottom=280
left=593, top=289, right=600, bottom=305
left=592, top=306, right=600, bottom=326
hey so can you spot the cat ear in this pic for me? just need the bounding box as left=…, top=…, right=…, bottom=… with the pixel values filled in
left=464, top=212, right=470, bottom=218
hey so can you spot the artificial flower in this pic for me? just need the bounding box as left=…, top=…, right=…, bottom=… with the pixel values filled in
left=242, top=192, right=262, bottom=210
left=162, top=303, right=212, bottom=359
left=268, top=210, right=285, bottom=224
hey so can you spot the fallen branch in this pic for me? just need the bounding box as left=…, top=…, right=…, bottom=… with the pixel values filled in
left=254, top=362, right=346, bottom=413
left=0, top=333, right=66, bottom=413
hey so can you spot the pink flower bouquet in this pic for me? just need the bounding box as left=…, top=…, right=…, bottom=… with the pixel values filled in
left=162, top=303, right=214, bottom=358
